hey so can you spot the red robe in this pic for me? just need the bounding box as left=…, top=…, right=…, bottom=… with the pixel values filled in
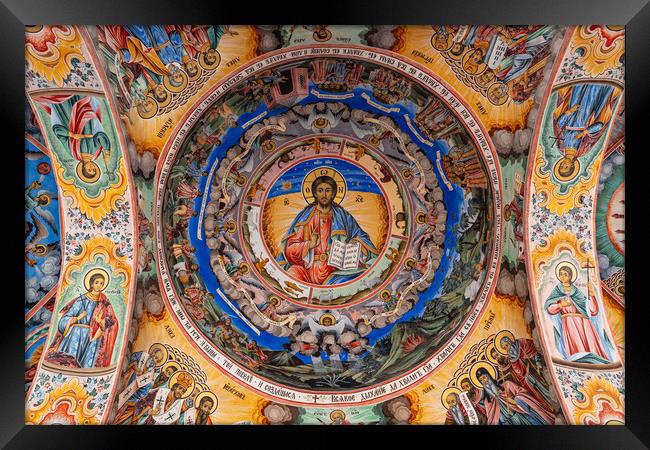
left=285, top=210, right=336, bottom=284
left=89, top=294, right=119, bottom=368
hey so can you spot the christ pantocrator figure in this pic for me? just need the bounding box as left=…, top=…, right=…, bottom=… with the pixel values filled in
left=279, top=175, right=378, bottom=285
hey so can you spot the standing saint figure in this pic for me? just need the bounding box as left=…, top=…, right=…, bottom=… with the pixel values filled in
left=47, top=269, right=118, bottom=368
left=36, top=95, right=115, bottom=184
left=444, top=392, right=468, bottom=425
left=474, top=365, right=555, bottom=425
left=497, top=334, right=553, bottom=407
left=544, top=263, right=610, bottom=364
left=279, top=175, right=378, bottom=285
left=459, top=377, right=487, bottom=424
left=552, top=83, right=617, bottom=181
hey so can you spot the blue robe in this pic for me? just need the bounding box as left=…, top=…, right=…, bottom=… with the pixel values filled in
left=555, top=84, right=615, bottom=155
left=56, top=294, right=102, bottom=368
left=278, top=203, right=379, bottom=285
left=126, top=25, right=184, bottom=66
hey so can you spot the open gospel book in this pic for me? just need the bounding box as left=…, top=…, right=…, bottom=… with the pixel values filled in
left=327, top=240, right=361, bottom=270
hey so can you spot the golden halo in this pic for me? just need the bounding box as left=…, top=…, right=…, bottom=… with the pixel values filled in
left=239, top=263, right=250, bottom=275
left=36, top=194, right=51, bottom=206
left=455, top=375, right=472, bottom=389
left=163, top=68, right=189, bottom=93
left=148, top=343, right=169, bottom=367
left=151, top=85, right=172, bottom=108
left=404, top=258, right=415, bottom=270
left=461, top=48, right=487, bottom=75
left=313, top=117, right=330, bottom=129
left=431, top=30, right=452, bottom=51
left=33, top=244, right=47, bottom=256
left=485, top=342, right=500, bottom=363
left=313, top=28, right=332, bottom=42
left=195, top=390, right=218, bottom=414
left=487, top=82, right=509, bottom=106
left=262, top=140, right=277, bottom=153
left=319, top=313, right=337, bottom=326
left=494, top=330, right=515, bottom=355
left=368, top=135, right=380, bottom=146
left=330, top=410, right=346, bottom=421
left=199, top=49, right=221, bottom=70
left=137, top=95, right=159, bottom=119
left=441, top=386, right=462, bottom=409
left=268, top=295, right=281, bottom=307
left=401, top=167, right=414, bottom=180
left=184, top=60, right=202, bottom=82
left=469, top=361, right=497, bottom=387
left=476, top=69, right=496, bottom=87
left=169, top=371, right=195, bottom=398
left=553, top=158, right=580, bottom=182
left=380, top=290, right=392, bottom=302
left=301, top=166, right=347, bottom=205
left=162, top=361, right=181, bottom=374
left=76, top=161, right=101, bottom=184
left=555, top=261, right=578, bottom=283
left=83, top=267, right=110, bottom=292
left=224, top=220, right=237, bottom=233
left=448, top=42, right=466, bottom=61
left=416, top=211, right=426, bottom=224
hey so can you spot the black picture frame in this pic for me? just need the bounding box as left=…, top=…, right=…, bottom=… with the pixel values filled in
left=3, top=1, right=648, bottom=447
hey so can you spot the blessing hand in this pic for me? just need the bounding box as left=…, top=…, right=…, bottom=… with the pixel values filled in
left=308, top=234, right=320, bottom=249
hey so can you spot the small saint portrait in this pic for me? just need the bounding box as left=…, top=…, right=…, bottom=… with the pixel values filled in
left=312, top=26, right=332, bottom=42
left=487, top=82, right=509, bottom=106
left=164, top=65, right=189, bottom=93
left=475, top=69, right=496, bottom=87
left=137, top=95, right=159, bottom=119
left=46, top=267, right=118, bottom=369
left=200, top=48, right=221, bottom=70
left=553, top=150, right=580, bottom=181
left=149, top=343, right=169, bottom=367
left=152, top=84, right=170, bottom=105
left=448, top=42, right=465, bottom=59
left=543, top=261, right=611, bottom=364
left=431, top=26, right=452, bottom=51
left=462, top=48, right=487, bottom=75
left=183, top=55, right=201, bottom=81
left=329, top=409, right=349, bottom=425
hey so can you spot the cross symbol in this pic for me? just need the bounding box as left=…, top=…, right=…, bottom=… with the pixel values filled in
left=165, top=412, right=175, bottom=421
left=155, top=397, right=165, bottom=408
left=311, top=394, right=320, bottom=403
left=582, top=258, right=596, bottom=284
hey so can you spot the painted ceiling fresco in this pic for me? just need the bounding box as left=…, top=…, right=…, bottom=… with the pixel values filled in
left=24, top=25, right=625, bottom=425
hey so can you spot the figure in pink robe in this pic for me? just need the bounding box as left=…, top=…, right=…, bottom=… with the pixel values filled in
left=544, top=265, right=611, bottom=364
left=476, top=368, right=555, bottom=425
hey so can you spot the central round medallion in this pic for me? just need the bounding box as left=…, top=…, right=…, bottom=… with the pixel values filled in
left=156, top=46, right=501, bottom=406
left=241, top=135, right=407, bottom=307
